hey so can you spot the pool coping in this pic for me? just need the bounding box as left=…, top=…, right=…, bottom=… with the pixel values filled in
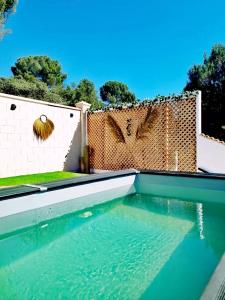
left=140, top=169, right=225, bottom=180
left=0, top=169, right=225, bottom=201
left=0, top=169, right=139, bottom=201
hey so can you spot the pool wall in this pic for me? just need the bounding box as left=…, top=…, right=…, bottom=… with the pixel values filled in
left=135, top=171, right=225, bottom=203
left=0, top=171, right=137, bottom=235
left=1, top=169, right=225, bottom=236
left=200, top=253, right=225, bottom=300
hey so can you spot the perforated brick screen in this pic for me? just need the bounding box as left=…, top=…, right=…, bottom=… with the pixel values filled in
left=88, top=96, right=197, bottom=172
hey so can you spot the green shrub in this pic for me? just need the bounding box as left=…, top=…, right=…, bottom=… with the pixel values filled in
left=0, top=77, right=65, bottom=104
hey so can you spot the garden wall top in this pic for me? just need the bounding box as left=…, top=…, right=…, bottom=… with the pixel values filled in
left=0, top=93, right=81, bottom=111
left=88, top=90, right=200, bottom=113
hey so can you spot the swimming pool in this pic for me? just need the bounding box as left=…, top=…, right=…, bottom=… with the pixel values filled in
left=0, top=170, right=225, bottom=299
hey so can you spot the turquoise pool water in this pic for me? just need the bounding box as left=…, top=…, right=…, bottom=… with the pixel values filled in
left=1, top=193, right=225, bottom=300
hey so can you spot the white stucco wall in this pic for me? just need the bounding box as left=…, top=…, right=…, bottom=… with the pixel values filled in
left=196, top=91, right=225, bottom=174
left=0, top=93, right=81, bottom=177
left=197, top=135, right=225, bottom=173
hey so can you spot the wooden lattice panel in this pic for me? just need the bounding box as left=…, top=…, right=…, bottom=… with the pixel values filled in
left=88, top=97, right=197, bottom=172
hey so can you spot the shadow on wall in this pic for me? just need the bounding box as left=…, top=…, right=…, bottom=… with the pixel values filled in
left=63, top=122, right=81, bottom=172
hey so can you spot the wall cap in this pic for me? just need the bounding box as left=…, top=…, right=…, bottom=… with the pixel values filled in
left=0, top=93, right=81, bottom=111
left=76, top=101, right=91, bottom=112
left=201, top=133, right=225, bottom=146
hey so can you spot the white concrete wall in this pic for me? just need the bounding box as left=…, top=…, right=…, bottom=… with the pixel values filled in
left=0, top=93, right=81, bottom=177
left=196, top=91, right=225, bottom=174
left=197, top=135, right=225, bottom=173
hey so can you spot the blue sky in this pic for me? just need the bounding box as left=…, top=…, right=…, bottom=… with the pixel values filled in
left=1, top=0, right=225, bottom=99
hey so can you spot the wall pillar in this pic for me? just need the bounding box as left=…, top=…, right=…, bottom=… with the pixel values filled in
left=196, top=91, right=202, bottom=171
left=75, top=101, right=91, bottom=172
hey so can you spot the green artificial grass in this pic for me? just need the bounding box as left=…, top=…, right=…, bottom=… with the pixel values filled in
left=0, top=171, right=86, bottom=187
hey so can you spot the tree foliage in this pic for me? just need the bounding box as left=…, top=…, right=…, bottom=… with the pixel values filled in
left=11, top=56, right=67, bottom=88
left=100, top=81, right=136, bottom=104
left=52, top=84, right=77, bottom=106
left=185, top=44, right=225, bottom=140
left=0, top=0, right=17, bottom=38
left=0, top=77, right=64, bottom=103
left=2, top=57, right=139, bottom=111
left=0, top=0, right=15, bottom=14
left=51, top=79, right=103, bottom=110
left=71, top=79, right=103, bottom=110
left=0, top=76, right=103, bottom=109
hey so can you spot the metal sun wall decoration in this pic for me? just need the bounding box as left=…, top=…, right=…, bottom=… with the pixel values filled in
left=33, top=115, right=55, bottom=141
left=107, top=107, right=159, bottom=143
